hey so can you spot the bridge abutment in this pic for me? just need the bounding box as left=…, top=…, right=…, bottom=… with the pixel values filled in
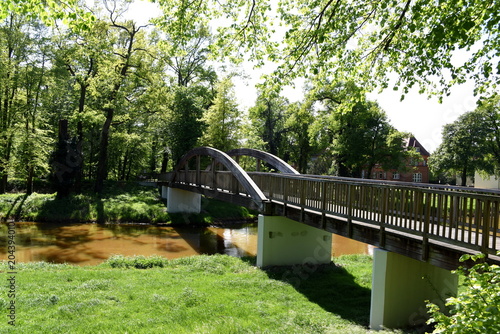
left=163, top=187, right=201, bottom=214
left=370, top=248, right=457, bottom=330
left=257, top=215, right=332, bottom=267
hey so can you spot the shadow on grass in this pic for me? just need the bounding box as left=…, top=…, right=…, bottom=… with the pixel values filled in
left=35, top=195, right=92, bottom=223
left=10, top=194, right=29, bottom=221
left=261, top=261, right=372, bottom=327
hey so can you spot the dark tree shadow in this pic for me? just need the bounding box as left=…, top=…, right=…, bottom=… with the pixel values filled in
left=262, top=262, right=372, bottom=326
left=95, top=196, right=105, bottom=224
left=3, top=194, right=29, bottom=222
left=259, top=260, right=428, bottom=333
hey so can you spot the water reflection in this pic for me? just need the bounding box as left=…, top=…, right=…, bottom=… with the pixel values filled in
left=0, top=222, right=372, bottom=266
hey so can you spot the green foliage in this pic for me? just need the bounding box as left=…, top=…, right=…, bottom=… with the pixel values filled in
left=475, top=94, right=500, bottom=175
left=165, top=86, right=206, bottom=164
left=247, top=91, right=289, bottom=156
left=284, top=101, right=314, bottom=173
left=307, top=82, right=412, bottom=177
left=429, top=95, right=499, bottom=186
left=0, top=181, right=255, bottom=223
left=105, top=255, right=168, bottom=269
left=200, top=77, right=241, bottom=151
left=427, top=253, right=500, bottom=334
left=206, top=0, right=500, bottom=98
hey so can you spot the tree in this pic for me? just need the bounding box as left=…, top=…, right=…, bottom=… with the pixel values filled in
left=306, top=81, right=411, bottom=177
left=475, top=94, right=500, bottom=175
left=90, top=2, right=154, bottom=193
left=332, top=101, right=410, bottom=178
left=247, top=91, right=289, bottom=157
left=3, top=0, right=498, bottom=100
left=200, top=77, right=241, bottom=151
left=165, top=86, right=205, bottom=164
left=0, top=14, right=26, bottom=192
left=429, top=111, right=488, bottom=186
left=0, top=14, right=55, bottom=193
left=150, top=0, right=500, bottom=101
left=284, top=101, right=314, bottom=173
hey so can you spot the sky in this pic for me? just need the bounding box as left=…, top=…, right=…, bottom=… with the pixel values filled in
left=121, top=0, right=478, bottom=154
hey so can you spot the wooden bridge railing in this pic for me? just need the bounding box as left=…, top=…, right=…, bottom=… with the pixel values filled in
left=170, top=168, right=500, bottom=261
left=249, top=172, right=500, bottom=259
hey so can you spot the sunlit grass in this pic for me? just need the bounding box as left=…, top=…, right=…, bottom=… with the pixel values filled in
left=0, top=181, right=256, bottom=224
left=0, top=254, right=402, bottom=334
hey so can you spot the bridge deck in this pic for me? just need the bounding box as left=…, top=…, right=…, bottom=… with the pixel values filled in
left=165, top=149, right=500, bottom=270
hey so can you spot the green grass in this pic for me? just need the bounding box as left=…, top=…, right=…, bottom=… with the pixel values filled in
left=0, top=254, right=402, bottom=334
left=0, top=182, right=256, bottom=224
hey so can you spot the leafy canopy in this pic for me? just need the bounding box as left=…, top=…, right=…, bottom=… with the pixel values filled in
left=152, top=0, right=500, bottom=99
left=5, top=0, right=498, bottom=99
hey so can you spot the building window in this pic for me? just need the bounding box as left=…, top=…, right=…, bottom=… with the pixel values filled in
left=393, top=172, right=400, bottom=180
left=413, top=173, right=422, bottom=183
left=379, top=172, right=384, bottom=179
left=415, top=147, right=420, bottom=153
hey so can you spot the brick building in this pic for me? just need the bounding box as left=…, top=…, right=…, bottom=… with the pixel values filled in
left=363, top=137, right=430, bottom=183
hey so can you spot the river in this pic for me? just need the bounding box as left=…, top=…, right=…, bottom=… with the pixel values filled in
left=1, top=222, right=373, bottom=266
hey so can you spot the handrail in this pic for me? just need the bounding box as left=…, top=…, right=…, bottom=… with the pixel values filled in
left=249, top=172, right=500, bottom=258
left=171, top=147, right=268, bottom=209
left=300, top=173, right=500, bottom=196
left=226, top=148, right=300, bottom=174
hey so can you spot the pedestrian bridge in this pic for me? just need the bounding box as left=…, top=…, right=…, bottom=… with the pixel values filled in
left=158, top=146, right=500, bottom=329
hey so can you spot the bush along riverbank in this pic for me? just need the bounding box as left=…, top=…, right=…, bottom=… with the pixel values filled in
left=0, top=181, right=256, bottom=224
left=0, top=254, right=403, bottom=334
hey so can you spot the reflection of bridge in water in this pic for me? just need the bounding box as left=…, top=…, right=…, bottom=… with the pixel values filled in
left=158, top=147, right=500, bottom=329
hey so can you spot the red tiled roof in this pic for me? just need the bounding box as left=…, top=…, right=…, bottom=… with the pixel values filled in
left=406, top=137, right=430, bottom=156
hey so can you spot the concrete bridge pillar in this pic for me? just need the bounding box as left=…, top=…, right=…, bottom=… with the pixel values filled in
left=370, top=249, right=458, bottom=330
left=163, top=187, right=201, bottom=214
left=257, top=215, right=332, bottom=267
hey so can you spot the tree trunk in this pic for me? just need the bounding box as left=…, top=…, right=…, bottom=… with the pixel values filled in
left=150, top=139, right=157, bottom=175
left=94, top=108, right=113, bottom=193
left=460, top=167, right=468, bottom=187
left=121, top=149, right=129, bottom=181
left=160, top=150, right=169, bottom=174
left=74, top=83, right=87, bottom=192
left=26, top=167, right=34, bottom=195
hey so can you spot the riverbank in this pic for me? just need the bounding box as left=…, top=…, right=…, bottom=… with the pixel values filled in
left=0, top=254, right=404, bottom=334
left=0, top=182, right=256, bottom=224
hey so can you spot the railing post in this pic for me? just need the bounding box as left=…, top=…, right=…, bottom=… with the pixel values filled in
left=379, top=187, right=388, bottom=248
left=211, top=160, right=217, bottom=191
left=300, top=179, right=306, bottom=222
left=481, top=200, right=491, bottom=258
left=321, top=181, right=327, bottom=229
left=422, top=192, right=431, bottom=261
left=184, top=161, right=189, bottom=184
left=282, top=176, right=288, bottom=216
left=234, top=156, right=240, bottom=195
left=347, top=184, right=353, bottom=238
left=196, top=155, right=201, bottom=186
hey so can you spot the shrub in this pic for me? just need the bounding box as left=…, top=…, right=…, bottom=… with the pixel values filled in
left=104, top=255, right=168, bottom=269
left=427, top=253, right=500, bottom=334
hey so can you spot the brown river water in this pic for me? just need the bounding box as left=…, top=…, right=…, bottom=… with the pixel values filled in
left=1, top=222, right=373, bottom=266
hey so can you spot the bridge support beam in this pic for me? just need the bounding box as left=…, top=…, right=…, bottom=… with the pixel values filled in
left=164, top=187, right=201, bottom=214
left=370, top=249, right=457, bottom=330
left=257, top=215, right=332, bottom=267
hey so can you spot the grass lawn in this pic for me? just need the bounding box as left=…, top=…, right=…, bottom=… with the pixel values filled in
left=0, top=254, right=404, bottom=334
left=0, top=181, right=256, bottom=224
